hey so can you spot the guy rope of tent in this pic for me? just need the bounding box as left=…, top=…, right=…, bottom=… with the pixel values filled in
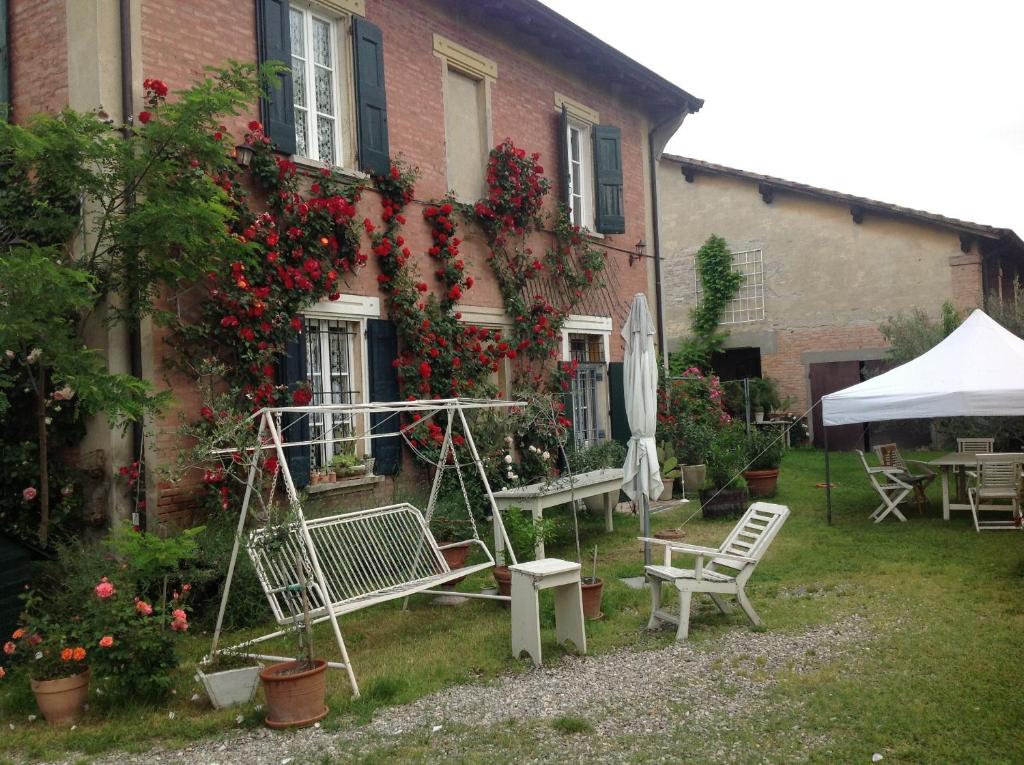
left=207, top=398, right=527, bottom=698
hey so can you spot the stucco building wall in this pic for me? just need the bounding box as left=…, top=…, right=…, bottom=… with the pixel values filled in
left=657, top=161, right=986, bottom=415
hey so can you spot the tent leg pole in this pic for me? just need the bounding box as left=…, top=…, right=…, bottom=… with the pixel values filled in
left=824, top=425, right=832, bottom=525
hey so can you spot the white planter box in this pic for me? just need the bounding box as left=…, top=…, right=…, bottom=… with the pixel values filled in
left=196, top=665, right=261, bottom=709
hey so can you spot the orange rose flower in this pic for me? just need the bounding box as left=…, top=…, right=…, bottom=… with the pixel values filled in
left=99, top=635, right=114, bottom=649
left=72, top=647, right=86, bottom=661
left=11, top=628, right=25, bottom=640
left=60, top=648, right=73, bottom=661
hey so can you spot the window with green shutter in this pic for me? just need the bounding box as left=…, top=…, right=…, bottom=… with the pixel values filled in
left=593, top=125, right=625, bottom=234
left=256, top=0, right=297, bottom=155
left=352, top=17, right=390, bottom=176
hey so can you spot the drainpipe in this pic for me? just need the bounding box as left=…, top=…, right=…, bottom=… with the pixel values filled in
left=1, top=0, right=9, bottom=116
left=119, top=0, right=146, bottom=531
left=648, top=111, right=684, bottom=369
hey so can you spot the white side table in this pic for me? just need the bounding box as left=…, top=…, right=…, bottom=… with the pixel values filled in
left=509, top=558, right=587, bottom=666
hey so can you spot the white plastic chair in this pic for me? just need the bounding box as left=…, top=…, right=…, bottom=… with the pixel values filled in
left=968, top=454, right=1023, bottom=531
left=857, top=450, right=911, bottom=523
left=639, top=502, right=789, bottom=640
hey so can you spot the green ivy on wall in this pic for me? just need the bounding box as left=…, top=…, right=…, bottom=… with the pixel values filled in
left=676, top=234, right=742, bottom=372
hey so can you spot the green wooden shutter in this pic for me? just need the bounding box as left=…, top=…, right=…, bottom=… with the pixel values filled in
left=558, top=104, right=570, bottom=210
left=593, top=124, right=625, bottom=234
left=366, top=318, right=401, bottom=475
left=352, top=17, right=390, bottom=177
left=278, top=331, right=310, bottom=488
left=256, top=0, right=297, bottom=155
left=607, top=361, right=630, bottom=447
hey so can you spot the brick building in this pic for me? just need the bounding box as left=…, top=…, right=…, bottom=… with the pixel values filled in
left=657, top=155, right=1024, bottom=448
left=1, top=0, right=702, bottom=526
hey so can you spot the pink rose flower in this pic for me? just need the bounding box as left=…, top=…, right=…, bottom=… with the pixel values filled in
left=99, top=635, right=114, bottom=648
left=94, top=578, right=116, bottom=599
left=22, top=487, right=37, bottom=502
left=135, top=601, right=153, bottom=616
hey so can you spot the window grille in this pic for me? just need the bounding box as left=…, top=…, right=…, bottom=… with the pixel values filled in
left=568, top=333, right=607, bottom=446
left=694, top=248, right=765, bottom=323
left=304, top=318, right=359, bottom=469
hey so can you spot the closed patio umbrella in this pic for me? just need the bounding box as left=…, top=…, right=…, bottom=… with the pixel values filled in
left=620, top=293, right=662, bottom=564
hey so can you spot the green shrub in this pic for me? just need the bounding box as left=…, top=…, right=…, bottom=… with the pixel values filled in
left=747, top=426, right=785, bottom=470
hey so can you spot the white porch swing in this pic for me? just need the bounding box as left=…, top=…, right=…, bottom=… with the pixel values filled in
left=208, top=398, right=523, bottom=698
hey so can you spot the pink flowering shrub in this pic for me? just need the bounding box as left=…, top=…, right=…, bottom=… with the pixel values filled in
left=657, top=366, right=732, bottom=466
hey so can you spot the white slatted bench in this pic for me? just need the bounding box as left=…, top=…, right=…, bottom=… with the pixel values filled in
left=223, top=503, right=497, bottom=675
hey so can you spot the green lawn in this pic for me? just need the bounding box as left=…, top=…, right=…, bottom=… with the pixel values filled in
left=2, top=448, right=1023, bottom=763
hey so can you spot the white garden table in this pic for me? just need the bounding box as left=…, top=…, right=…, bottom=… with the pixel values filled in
left=492, top=468, right=624, bottom=560
left=929, top=452, right=1024, bottom=520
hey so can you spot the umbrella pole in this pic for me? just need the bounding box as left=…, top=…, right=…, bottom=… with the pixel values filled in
left=824, top=424, right=833, bottom=525
left=639, top=472, right=651, bottom=565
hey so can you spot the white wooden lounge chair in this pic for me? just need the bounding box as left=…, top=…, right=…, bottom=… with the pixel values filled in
left=873, top=443, right=934, bottom=514
left=639, top=502, right=789, bottom=640
left=968, top=454, right=1023, bottom=532
left=857, top=449, right=911, bottom=523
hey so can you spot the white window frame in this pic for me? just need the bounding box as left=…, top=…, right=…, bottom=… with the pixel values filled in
left=290, top=3, right=353, bottom=168
left=694, top=248, right=766, bottom=324
left=561, top=315, right=613, bottom=448
left=566, top=118, right=595, bottom=230
left=302, top=294, right=379, bottom=464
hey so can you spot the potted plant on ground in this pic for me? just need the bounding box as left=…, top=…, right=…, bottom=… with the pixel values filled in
left=742, top=424, right=784, bottom=498
left=677, top=419, right=713, bottom=496
left=656, top=441, right=681, bottom=500
left=700, top=423, right=750, bottom=519
left=492, top=506, right=558, bottom=598
left=254, top=512, right=329, bottom=728
left=580, top=545, right=603, bottom=620
left=196, top=650, right=262, bottom=709
left=3, top=625, right=91, bottom=725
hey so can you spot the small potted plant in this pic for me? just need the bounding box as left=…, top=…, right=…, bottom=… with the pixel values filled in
left=742, top=424, right=784, bottom=498
left=700, top=423, right=750, bottom=518
left=581, top=545, right=603, bottom=620
left=330, top=450, right=365, bottom=480
left=3, top=626, right=91, bottom=725
left=492, top=506, right=557, bottom=598
left=196, top=650, right=262, bottom=709
left=430, top=512, right=473, bottom=588
left=749, top=377, right=781, bottom=423
left=677, top=419, right=712, bottom=497
left=254, top=513, right=329, bottom=728
left=656, top=441, right=681, bottom=500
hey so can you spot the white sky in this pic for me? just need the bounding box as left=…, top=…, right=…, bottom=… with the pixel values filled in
left=540, top=0, right=1024, bottom=234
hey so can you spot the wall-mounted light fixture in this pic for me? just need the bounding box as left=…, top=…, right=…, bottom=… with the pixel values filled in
left=630, top=239, right=647, bottom=266
left=234, top=144, right=255, bottom=169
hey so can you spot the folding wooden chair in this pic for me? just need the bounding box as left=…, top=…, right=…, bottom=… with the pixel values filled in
left=873, top=443, right=934, bottom=514
left=968, top=454, right=1023, bottom=531
left=857, top=450, right=911, bottom=523
left=958, top=437, right=996, bottom=494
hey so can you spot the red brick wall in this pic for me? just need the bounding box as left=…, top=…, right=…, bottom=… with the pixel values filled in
left=949, top=252, right=984, bottom=313
left=8, top=0, right=67, bottom=122
left=132, top=0, right=653, bottom=522
left=761, top=324, right=887, bottom=415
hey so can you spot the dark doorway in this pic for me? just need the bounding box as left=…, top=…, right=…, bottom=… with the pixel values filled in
left=863, top=359, right=932, bottom=448
left=810, top=360, right=865, bottom=450
left=711, top=347, right=762, bottom=381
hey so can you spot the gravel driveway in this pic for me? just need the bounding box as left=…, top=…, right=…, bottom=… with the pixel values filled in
left=49, top=614, right=870, bottom=765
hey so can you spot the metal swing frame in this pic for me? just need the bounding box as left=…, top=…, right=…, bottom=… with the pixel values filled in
left=208, top=397, right=523, bottom=698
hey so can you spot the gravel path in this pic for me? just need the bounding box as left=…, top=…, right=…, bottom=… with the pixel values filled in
left=50, top=615, right=870, bottom=765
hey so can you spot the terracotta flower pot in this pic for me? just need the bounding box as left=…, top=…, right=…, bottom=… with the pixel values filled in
left=31, top=668, right=90, bottom=725
left=742, top=468, right=780, bottom=498
left=260, top=659, right=328, bottom=729
left=438, top=541, right=472, bottom=587
left=492, top=565, right=512, bottom=601
left=580, top=577, right=604, bottom=620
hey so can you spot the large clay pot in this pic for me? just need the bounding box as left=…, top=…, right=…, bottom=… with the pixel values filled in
left=438, top=541, right=472, bottom=587
left=742, top=468, right=780, bottom=498
left=31, top=668, right=90, bottom=725
left=260, top=659, right=328, bottom=729
left=492, top=565, right=512, bottom=600
left=681, top=464, right=707, bottom=495
left=659, top=482, right=674, bottom=501
left=700, top=488, right=749, bottom=520
left=580, top=577, right=603, bottom=620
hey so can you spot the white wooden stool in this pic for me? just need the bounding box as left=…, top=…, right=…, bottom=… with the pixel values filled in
left=509, top=558, right=587, bottom=665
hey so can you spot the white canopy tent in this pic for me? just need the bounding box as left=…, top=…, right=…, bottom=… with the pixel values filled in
left=822, top=309, right=1024, bottom=426
left=820, top=309, right=1024, bottom=522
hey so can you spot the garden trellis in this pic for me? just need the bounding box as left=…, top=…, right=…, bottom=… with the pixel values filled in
left=209, top=398, right=524, bottom=698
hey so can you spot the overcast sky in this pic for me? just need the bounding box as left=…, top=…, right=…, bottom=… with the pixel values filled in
left=540, top=0, right=1024, bottom=234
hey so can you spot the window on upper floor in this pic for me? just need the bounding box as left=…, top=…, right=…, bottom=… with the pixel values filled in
left=695, top=248, right=766, bottom=323
left=556, top=94, right=625, bottom=235
left=435, top=35, right=496, bottom=203
left=256, top=0, right=390, bottom=176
